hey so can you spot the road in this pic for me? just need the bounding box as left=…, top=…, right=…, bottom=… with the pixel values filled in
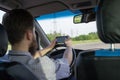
left=73, top=42, right=120, bottom=50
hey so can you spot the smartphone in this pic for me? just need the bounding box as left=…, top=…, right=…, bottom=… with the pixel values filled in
left=56, top=36, right=68, bottom=43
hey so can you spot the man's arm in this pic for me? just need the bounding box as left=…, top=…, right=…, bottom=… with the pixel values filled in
left=63, top=38, right=73, bottom=65
left=34, top=40, right=56, bottom=59
left=54, top=38, right=73, bottom=79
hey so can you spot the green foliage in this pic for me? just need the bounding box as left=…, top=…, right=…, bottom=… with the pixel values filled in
left=47, top=32, right=99, bottom=41
left=72, top=32, right=99, bottom=41
left=47, top=31, right=62, bottom=41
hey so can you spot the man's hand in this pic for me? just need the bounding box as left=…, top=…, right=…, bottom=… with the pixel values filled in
left=47, top=39, right=56, bottom=50
left=65, top=38, right=72, bottom=47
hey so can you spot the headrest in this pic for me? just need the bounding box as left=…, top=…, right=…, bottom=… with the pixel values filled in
left=96, top=0, right=120, bottom=43
left=0, top=24, right=8, bottom=57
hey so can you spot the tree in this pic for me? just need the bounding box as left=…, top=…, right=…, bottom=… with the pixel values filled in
left=72, top=32, right=99, bottom=41
left=47, top=32, right=62, bottom=41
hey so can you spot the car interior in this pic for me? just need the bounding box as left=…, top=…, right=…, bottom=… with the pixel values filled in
left=1, top=0, right=120, bottom=80
left=75, top=0, right=120, bottom=80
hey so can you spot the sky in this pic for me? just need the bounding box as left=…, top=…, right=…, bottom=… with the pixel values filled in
left=0, top=10, right=5, bottom=23
left=37, top=16, right=97, bottom=37
left=37, top=10, right=97, bottom=37
left=38, top=16, right=97, bottom=37
left=0, top=10, right=97, bottom=37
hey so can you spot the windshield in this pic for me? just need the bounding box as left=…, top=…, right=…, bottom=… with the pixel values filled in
left=36, top=10, right=96, bottom=36
left=36, top=10, right=119, bottom=50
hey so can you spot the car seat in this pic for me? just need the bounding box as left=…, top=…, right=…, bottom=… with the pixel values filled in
left=0, top=24, right=38, bottom=80
left=75, top=0, right=120, bottom=80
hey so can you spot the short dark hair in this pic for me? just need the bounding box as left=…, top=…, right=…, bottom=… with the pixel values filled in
left=2, top=9, right=34, bottom=45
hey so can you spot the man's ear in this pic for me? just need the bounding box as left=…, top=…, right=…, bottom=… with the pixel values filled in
left=26, top=30, right=33, bottom=40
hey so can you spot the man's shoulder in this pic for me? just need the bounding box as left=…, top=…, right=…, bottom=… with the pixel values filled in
left=8, top=50, right=32, bottom=57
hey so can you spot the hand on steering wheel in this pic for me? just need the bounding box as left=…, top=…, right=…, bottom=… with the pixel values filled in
left=48, top=36, right=77, bottom=75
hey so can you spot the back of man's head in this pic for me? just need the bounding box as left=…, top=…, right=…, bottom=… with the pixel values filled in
left=2, top=9, right=34, bottom=45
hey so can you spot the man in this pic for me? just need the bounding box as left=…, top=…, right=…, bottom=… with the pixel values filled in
left=2, top=9, right=73, bottom=80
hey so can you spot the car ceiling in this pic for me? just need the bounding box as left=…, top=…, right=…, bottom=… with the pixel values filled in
left=0, top=0, right=99, bottom=18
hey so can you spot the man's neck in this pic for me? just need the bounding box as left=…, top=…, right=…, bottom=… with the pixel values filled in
left=12, top=43, right=29, bottom=52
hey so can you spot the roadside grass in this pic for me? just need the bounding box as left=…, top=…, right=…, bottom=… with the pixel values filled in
left=72, top=39, right=100, bottom=45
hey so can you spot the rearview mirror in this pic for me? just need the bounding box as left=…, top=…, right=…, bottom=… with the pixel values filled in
left=73, top=15, right=82, bottom=24
left=73, top=12, right=96, bottom=24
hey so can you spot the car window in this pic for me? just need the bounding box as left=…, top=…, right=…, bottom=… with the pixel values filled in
left=0, top=10, right=11, bottom=50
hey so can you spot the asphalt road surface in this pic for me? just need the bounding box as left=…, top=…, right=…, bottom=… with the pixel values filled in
left=73, top=42, right=120, bottom=50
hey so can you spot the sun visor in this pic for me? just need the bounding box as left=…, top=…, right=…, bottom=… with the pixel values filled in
left=96, top=0, right=120, bottom=43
